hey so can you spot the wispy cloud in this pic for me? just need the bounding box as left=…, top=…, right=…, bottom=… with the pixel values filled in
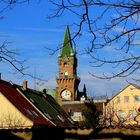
left=130, top=14, right=140, bottom=24
left=113, top=26, right=127, bottom=33
left=133, top=38, right=140, bottom=46
left=78, top=70, right=134, bottom=97
left=15, top=27, right=64, bottom=33
left=0, top=33, right=10, bottom=38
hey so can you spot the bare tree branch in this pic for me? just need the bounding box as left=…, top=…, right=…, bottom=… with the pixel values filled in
left=0, top=0, right=49, bottom=82
left=48, top=0, right=140, bottom=81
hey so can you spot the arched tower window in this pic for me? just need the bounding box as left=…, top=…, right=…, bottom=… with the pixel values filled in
left=64, top=71, right=68, bottom=78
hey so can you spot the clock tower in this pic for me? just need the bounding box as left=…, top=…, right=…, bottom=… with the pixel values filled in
left=56, top=26, right=80, bottom=104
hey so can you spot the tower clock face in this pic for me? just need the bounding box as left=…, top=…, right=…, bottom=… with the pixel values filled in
left=61, top=90, right=72, bottom=100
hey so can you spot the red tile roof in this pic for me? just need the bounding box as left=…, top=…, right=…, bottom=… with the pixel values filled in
left=0, top=80, right=54, bottom=127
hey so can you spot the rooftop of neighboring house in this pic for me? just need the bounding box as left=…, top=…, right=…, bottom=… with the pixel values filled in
left=108, top=83, right=140, bottom=102
left=46, top=88, right=57, bottom=99
left=0, top=79, right=75, bottom=129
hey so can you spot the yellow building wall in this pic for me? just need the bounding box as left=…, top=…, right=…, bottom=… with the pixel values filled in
left=0, top=92, right=33, bottom=129
left=106, top=85, right=140, bottom=125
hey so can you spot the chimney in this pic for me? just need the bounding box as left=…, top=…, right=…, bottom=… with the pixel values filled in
left=22, top=80, right=27, bottom=90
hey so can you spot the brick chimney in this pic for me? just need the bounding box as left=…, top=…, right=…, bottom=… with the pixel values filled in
left=22, top=80, right=27, bottom=89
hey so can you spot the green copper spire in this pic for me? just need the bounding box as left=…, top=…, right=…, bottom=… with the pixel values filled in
left=60, top=25, right=74, bottom=57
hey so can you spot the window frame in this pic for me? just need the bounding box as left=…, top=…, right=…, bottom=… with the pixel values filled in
left=134, top=95, right=139, bottom=102
left=117, top=96, right=120, bottom=104
left=124, top=96, right=129, bottom=103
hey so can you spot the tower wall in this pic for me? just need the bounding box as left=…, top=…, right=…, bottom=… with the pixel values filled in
left=56, top=26, right=80, bottom=105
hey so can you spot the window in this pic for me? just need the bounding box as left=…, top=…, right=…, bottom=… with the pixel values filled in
left=124, top=96, right=129, bottom=103
left=57, top=115, right=65, bottom=122
left=118, top=110, right=125, bottom=120
left=117, top=96, right=120, bottom=103
left=64, top=71, right=68, bottom=78
left=25, top=109, right=33, bottom=116
left=72, top=112, right=83, bottom=121
left=134, top=95, right=139, bottom=102
left=129, top=110, right=136, bottom=119
left=24, top=108, right=39, bottom=117
left=30, top=98, right=35, bottom=103
left=31, top=110, right=39, bottom=117
left=73, top=112, right=82, bottom=117
left=44, top=113, right=53, bottom=120
left=64, top=62, right=68, bottom=67
left=138, top=107, right=140, bottom=113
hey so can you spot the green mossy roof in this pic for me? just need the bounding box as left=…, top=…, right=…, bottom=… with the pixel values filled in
left=46, top=89, right=57, bottom=99
left=16, top=85, right=75, bottom=128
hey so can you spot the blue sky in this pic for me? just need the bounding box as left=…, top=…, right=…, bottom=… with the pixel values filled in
left=0, top=1, right=135, bottom=97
